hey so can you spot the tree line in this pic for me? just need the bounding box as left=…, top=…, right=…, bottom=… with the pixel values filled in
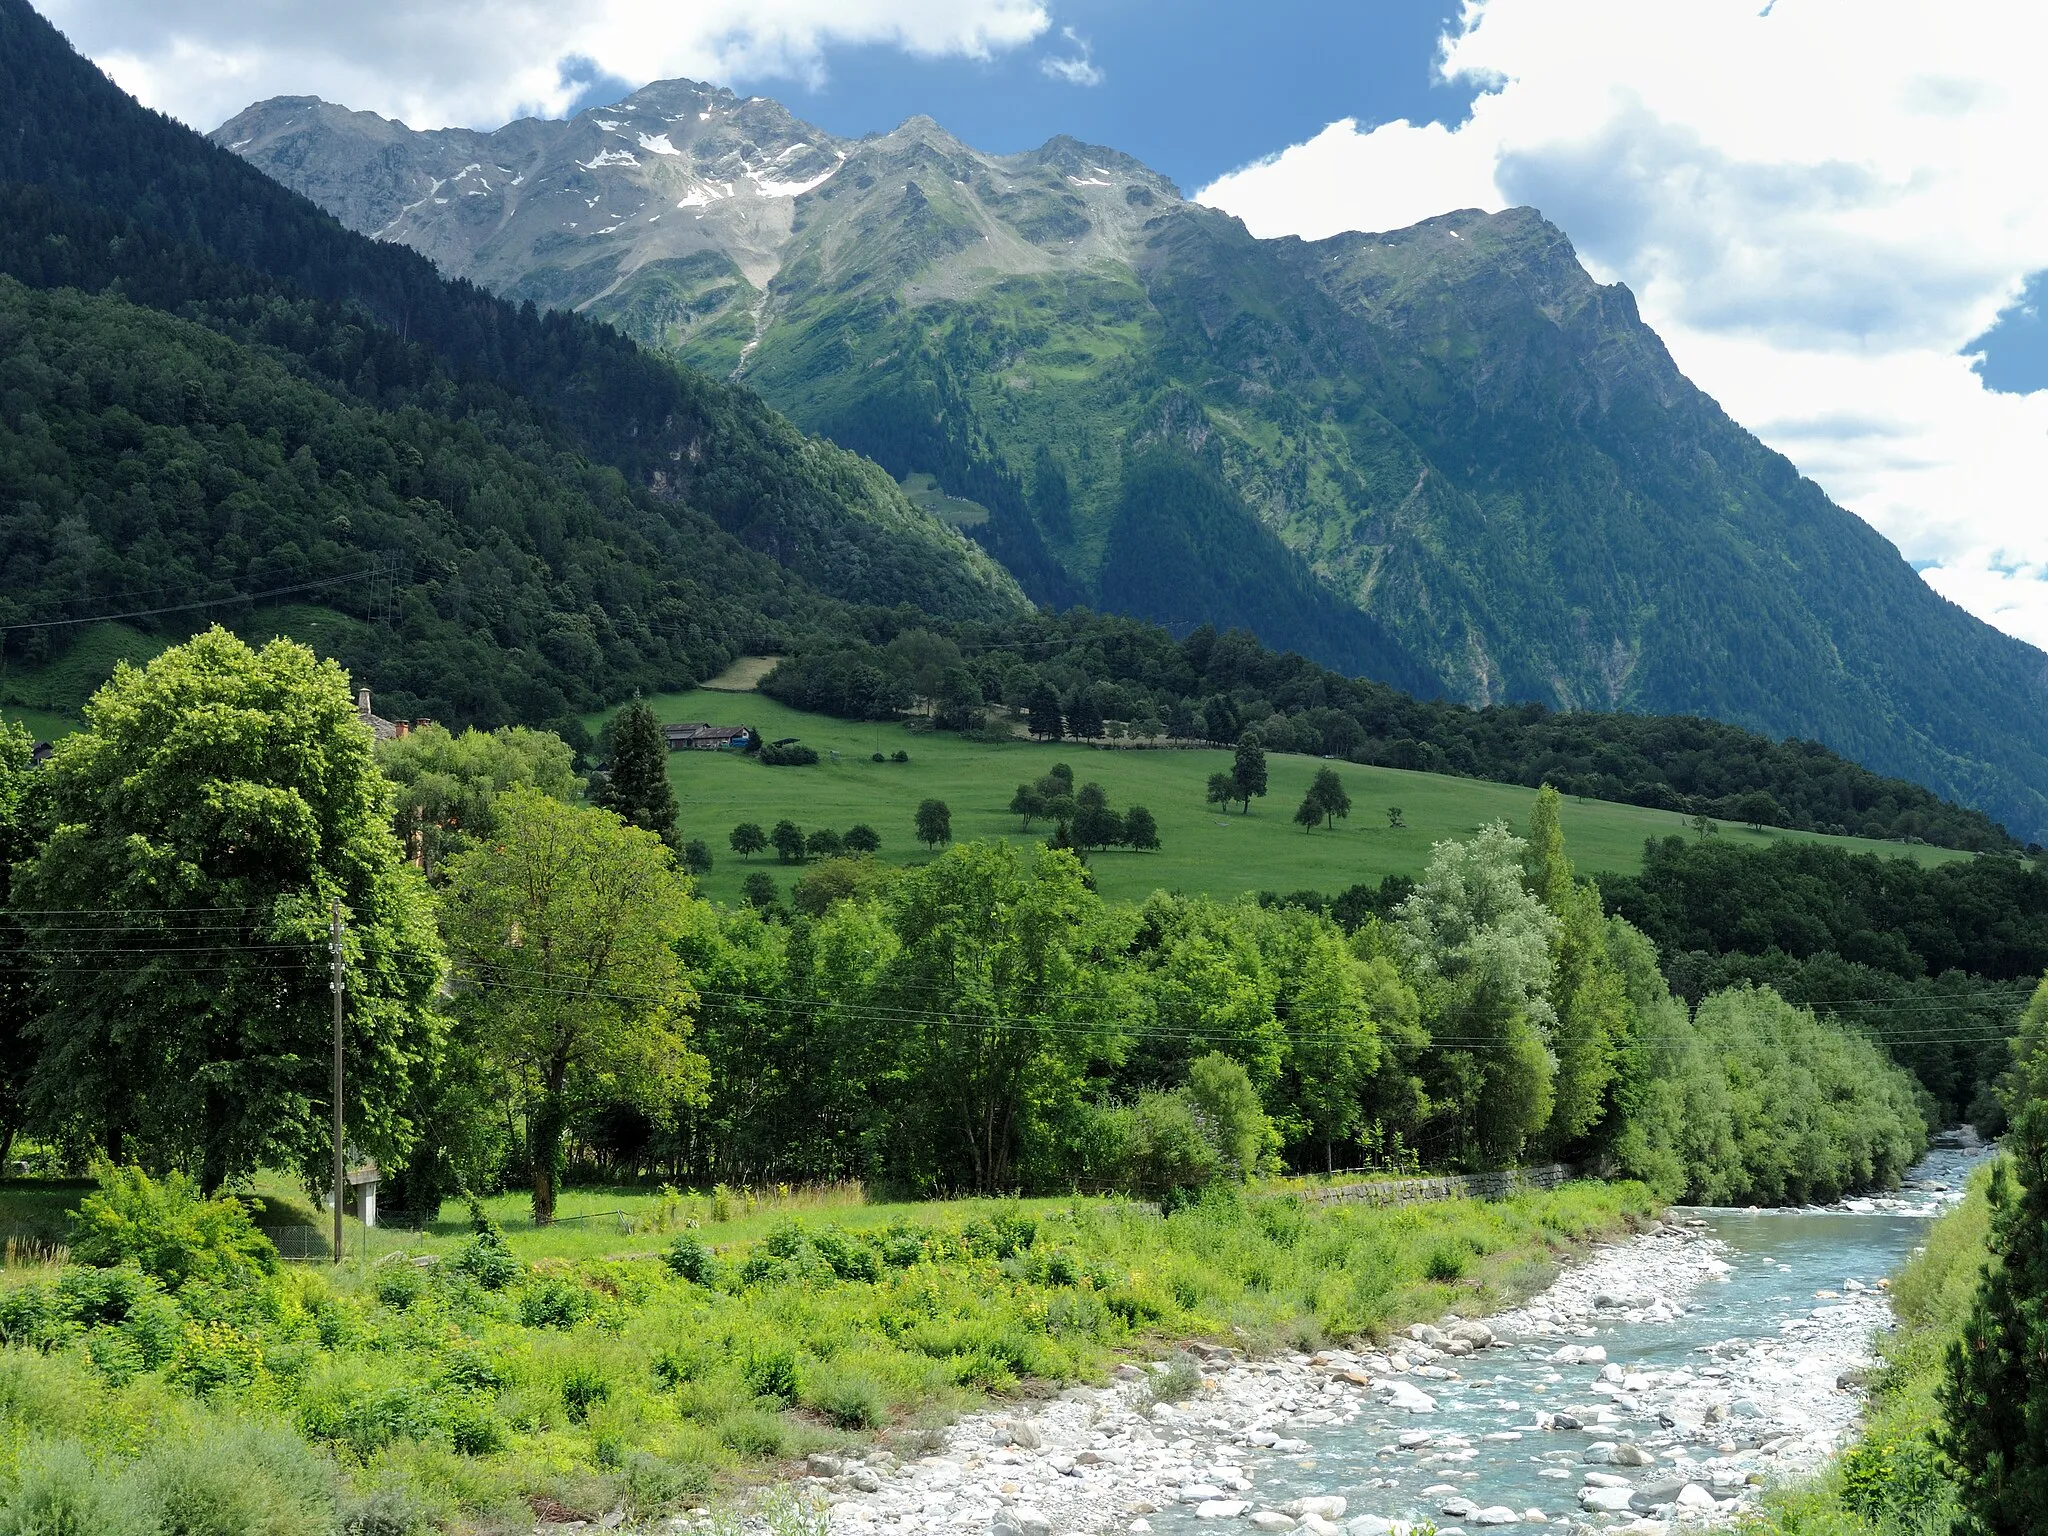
left=0, top=630, right=1939, bottom=1221
left=761, top=614, right=2015, bottom=851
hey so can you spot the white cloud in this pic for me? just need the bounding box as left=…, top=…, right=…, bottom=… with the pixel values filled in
left=36, top=0, right=1051, bottom=133
left=1196, top=0, right=2048, bottom=650
left=1038, top=26, right=1102, bottom=87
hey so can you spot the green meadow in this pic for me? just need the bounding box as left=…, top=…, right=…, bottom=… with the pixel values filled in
left=614, top=687, right=1968, bottom=908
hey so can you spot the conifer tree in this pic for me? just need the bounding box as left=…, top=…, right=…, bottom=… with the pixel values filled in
left=1942, top=1103, right=2048, bottom=1533
left=596, top=700, right=678, bottom=846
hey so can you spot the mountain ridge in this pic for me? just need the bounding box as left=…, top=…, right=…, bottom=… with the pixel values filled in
left=193, top=77, right=2048, bottom=839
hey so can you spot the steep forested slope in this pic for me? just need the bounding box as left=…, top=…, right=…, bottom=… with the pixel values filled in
left=0, top=0, right=1024, bottom=630
left=0, top=278, right=834, bottom=724
left=218, top=84, right=2048, bottom=840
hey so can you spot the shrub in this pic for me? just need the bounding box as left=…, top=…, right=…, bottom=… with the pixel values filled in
left=742, top=1344, right=800, bottom=1403
left=443, top=1398, right=506, bottom=1456
left=68, top=1165, right=277, bottom=1289
left=623, top=1451, right=712, bottom=1514
left=717, top=1407, right=787, bottom=1457
left=1425, top=1244, right=1468, bottom=1283
left=891, top=750, right=909, bottom=764
left=805, top=1366, right=889, bottom=1429
left=519, top=1276, right=593, bottom=1330
left=0, top=1439, right=149, bottom=1536
left=759, top=742, right=819, bottom=766
left=375, top=1263, right=425, bottom=1311
left=451, top=1227, right=519, bottom=1291
left=1147, top=1355, right=1203, bottom=1403
left=811, top=1228, right=882, bottom=1282
left=662, top=1232, right=715, bottom=1285
left=560, top=1363, right=611, bottom=1422
left=168, top=1319, right=265, bottom=1398
left=876, top=1224, right=927, bottom=1267
left=341, top=1485, right=436, bottom=1536
left=125, top=1422, right=339, bottom=1536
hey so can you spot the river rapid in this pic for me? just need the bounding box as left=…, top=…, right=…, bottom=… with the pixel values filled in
left=793, top=1136, right=1988, bottom=1536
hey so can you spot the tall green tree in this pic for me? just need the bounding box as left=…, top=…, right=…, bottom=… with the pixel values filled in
left=1397, top=823, right=1559, bottom=1168
left=1025, top=682, right=1064, bottom=741
left=595, top=700, right=679, bottom=846
left=0, top=721, right=37, bottom=1167
left=916, top=799, right=952, bottom=850
left=1943, top=1101, right=2048, bottom=1535
left=1232, top=737, right=1269, bottom=813
left=1526, top=785, right=1624, bottom=1153
left=880, top=843, right=1126, bottom=1190
left=441, top=789, right=706, bottom=1222
left=1294, top=766, right=1350, bottom=831
left=728, top=822, right=767, bottom=861
left=14, top=628, right=444, bottom=1191
left=377, top=722, right=581, bottom=880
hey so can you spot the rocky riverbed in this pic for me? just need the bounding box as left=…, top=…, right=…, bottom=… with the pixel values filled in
left=580, top=1139, right=1984, bottom=1536
left=768, top=1148, right=1984, bottom=1536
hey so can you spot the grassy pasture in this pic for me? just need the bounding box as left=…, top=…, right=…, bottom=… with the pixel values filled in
left=609, top=689, right=1968, bottom=908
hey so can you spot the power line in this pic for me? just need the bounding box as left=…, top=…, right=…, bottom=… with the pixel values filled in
left=0, top=560, right=390, bottom=634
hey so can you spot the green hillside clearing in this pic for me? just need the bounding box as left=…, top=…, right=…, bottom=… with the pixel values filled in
left=614, top=690, right=1967, bottom=907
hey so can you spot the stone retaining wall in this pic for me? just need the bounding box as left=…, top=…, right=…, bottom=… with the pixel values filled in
left=1298, top=1162, right=1575, bottom=1207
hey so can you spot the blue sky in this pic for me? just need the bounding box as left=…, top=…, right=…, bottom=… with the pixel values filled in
left=42, top=0, right=2048, bottom=645
left=659, top=0, right=1473, bottom=195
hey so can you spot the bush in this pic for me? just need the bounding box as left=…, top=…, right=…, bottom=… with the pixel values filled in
left=0, top=1439, right=149, bottom=1536
left=342, top=1485, right=436, bottom=1536
left=804, top=1365, right=889, bottom=1429
left=560, top=1363, right=611, bottom=1422
left=1425, top=1245, right=1468, bottom=1282
left=375, top=1263, right=425, bottom=1311
left=1147, top=1355, right=1203, bottom=1404
left=68, top=1165, right=277, bottom=1289
left=811, top=1227, right=882, bottom=1282
left=759, top=742, right=819, bottom=766
left=518, top=1276, right=592, bottom=1329
left=451, top=1226, right=519, bottom=1291
left=717, top=1408, right=787, bottom=1457
left=623, top=1451, right=712, bottom=1514
left=168, top=1319, right=265, bottom=1398
left=742, top=1344, right=800, bottom=1403
left=662, top=1232, right=715, bottom=1285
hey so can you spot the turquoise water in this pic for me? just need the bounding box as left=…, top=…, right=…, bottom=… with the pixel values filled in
left=1154, top=1142, right=1986, bottom=1531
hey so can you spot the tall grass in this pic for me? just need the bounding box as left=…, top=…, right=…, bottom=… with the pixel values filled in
left=0, top=1179, right=1649, bottom=1528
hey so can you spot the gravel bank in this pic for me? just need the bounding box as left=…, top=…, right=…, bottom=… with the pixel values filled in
left=779, top=1214, right=1923, bottom=1536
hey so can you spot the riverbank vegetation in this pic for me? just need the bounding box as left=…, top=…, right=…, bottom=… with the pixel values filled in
left=1752, top=979, right=2048, bottom=1536
left=0, top=1167, right=1652, bottom=1534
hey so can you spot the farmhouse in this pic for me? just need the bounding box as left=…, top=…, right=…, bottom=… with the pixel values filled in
left=662, top=722, right=753, bottom=751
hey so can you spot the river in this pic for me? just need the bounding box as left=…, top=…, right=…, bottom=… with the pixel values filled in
left=819, top=1136, right=1990, bottom=1536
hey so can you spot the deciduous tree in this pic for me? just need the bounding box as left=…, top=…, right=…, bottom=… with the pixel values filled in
left=1232, top=737, right=1268, bottom=813
left=915, top=799, right=952, bottom=851
left=728, top=822, right=767, bottom=861
left=14, top=628, right=444, bottom=1191
left=442, top=789, right=706, bottom=1223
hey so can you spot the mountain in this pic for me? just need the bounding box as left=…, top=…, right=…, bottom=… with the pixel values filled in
left=216, top=83, right=2048, bottom=841
left=0, top=0, right=1026, bottom=655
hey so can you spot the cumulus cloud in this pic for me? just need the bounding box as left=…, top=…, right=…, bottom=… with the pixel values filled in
left=36, top=0, right=1051, bottom=133
left=1038, top=26, right=1102, bottom=87
left=1197, top=0, right=2048, bottom=649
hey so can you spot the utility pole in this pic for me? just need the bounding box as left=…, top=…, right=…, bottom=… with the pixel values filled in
left=330, top=899, right=345, bottom=1265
